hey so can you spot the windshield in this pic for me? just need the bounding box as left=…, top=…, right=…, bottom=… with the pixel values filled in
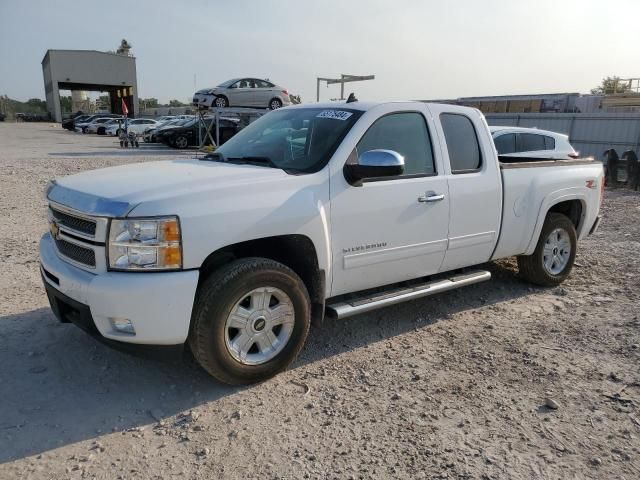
left=213, top=107, right=363, bottom=173
left=217, top=79, right=238, bottom=88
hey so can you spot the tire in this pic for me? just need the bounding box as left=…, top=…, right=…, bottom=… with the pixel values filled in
left=189, top=258, right=311, bottom=385
left=82, top=127, right=88, bottom=134
left=174, top=135, right=188, bottom=149
left=269, top=98, right=283, bottom=110
left=517, top=213, right=577, bottom=286
left=214, top=96, right=228, bottom=108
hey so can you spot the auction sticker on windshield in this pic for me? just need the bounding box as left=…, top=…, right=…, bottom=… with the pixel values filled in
left=316, top=110, right=353, bottom=121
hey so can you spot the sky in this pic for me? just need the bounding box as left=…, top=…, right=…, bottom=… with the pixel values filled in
left=1, top=0, right=638, bottom=104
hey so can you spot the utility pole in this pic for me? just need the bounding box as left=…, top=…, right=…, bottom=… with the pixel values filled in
left=316, top=74, right=375, bottom=102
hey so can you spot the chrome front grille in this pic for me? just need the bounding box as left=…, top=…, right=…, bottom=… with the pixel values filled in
left=48, top=203, right=108, bottom=271
left=50, top=207, right=97, bottom=237
left=54, top=237, right=96, bottom=267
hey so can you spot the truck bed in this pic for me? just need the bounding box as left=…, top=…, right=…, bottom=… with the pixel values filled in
left=492, top=157, right=603, bottom=260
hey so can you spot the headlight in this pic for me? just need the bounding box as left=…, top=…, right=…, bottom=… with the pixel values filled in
left=108, top=216, right=182, bottom=271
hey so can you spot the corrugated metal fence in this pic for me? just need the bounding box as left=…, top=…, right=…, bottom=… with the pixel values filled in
left=484, top=113, right=640, bottom=160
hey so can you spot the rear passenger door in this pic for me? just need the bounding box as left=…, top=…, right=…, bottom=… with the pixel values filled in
left=428, top=105, right=502, bottom=271
left=253, top=79, right=274, bottom=107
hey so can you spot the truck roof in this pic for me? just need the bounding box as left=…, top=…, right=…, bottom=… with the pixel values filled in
left=289, top=100, right=459, bottom=112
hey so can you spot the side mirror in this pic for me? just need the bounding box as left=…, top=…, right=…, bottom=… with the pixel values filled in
left=344, top=149, right=404, bottom=186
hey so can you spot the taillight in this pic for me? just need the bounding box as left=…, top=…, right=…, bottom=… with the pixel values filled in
left=282, top=90, right=289, bottom=96
left=599, top=176, right=605, bottom=208
left=568, top=152, right=579, bottom=159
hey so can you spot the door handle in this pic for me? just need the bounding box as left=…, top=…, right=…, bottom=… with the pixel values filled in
left=418, top=192, right=445, bottom=203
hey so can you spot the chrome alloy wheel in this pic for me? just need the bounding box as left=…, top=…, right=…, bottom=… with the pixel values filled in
left=224, top=287, right=295, bottom=365
left=214, top=97, right=227, bottom=108
left=543, top=228, right=571, bottom=275
left=269, top=99, right=282, bottom=110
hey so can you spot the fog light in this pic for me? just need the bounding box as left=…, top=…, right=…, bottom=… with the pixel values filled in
left=109, top=317, right=136, bottom=335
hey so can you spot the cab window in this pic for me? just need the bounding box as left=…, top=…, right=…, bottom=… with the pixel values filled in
left=356, top=112, right=435, bottom=176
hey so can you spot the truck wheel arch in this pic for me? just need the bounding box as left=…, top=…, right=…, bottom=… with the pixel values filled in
left=525, top=195, right=586, bottom=256
left=197, top=234, right=326, bottom=324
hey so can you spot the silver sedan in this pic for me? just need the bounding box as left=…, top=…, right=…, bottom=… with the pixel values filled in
left=193, top=78, right=291, bottom=110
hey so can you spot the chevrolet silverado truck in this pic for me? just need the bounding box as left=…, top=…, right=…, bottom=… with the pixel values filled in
left=40, top=101, right=604, bottom=384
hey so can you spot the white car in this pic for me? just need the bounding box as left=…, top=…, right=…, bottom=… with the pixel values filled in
left=75, top=117, right=114, bottom=133
left=84, top=117, right=123, bottom=134
left=41, top=101, right=603, bottom=385
left=105, top=118, right=159, bottom=136
left=491, top=126, right=579, bottom=160
left=193, top=78, right=291, bottom=110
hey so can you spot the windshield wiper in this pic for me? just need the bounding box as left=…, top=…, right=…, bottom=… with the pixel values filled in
left=225, top=156, right=277, bottom=168
left=201, top=153, right=279, bottom=169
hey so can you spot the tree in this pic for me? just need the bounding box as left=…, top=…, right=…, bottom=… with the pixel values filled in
left=58, top=96, right=72, bottom=112
left=26, top=98, right=47, bottom=111
left=168, top=99, right=185, bottom=107
left=591, top=76, right=631, bottom=95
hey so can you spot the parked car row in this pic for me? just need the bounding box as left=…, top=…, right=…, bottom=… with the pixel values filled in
left=62, top=113, right=122, bottom=132
left=143, top=115, right=241, bottom=149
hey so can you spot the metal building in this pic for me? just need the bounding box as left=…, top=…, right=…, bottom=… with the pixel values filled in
left=42, top=49, right=139, bottom=122
left=424, top=93, right=580, bottom=114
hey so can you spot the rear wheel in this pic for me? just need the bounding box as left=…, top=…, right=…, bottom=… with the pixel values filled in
left=518, top=213, right=577, bottom=286
left=189, top=258, right=311, bottom=385
left=269, top=98, right=283, bottom=110
left=174, top=135, right=188, bottom=149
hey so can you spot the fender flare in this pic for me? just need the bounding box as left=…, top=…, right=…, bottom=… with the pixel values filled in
left=524, top=188, right=587, bottom=256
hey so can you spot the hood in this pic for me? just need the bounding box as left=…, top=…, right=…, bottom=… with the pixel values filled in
left=48, top=159, right=290, bottom=217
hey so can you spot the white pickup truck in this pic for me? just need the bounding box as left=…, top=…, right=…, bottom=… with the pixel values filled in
left=41, top=101, right=604, bottom=384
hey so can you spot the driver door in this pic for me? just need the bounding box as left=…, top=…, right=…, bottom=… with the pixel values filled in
left=329, top=107, right=450, bottom=296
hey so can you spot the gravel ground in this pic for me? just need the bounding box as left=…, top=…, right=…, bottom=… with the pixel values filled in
left=1, top=122, right=639, bottom=479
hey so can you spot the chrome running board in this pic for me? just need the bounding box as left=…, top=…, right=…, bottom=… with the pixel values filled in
left=326, top=270, right=491, bottom=319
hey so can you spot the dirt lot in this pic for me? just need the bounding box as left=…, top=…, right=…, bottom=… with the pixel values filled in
left=1, top=122, right=639, bottom=479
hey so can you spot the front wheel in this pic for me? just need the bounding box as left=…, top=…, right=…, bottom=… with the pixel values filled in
left=517, top=213, right=577, bottom=286
left=214, top=96, right=228, bottom=108
left=189, top=258, right=311, bottom=385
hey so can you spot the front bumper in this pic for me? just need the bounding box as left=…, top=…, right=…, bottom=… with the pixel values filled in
left=40, top=233, right=199, bottom=345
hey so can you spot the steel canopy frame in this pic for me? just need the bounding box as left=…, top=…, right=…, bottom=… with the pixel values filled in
left=316, top=74, right=375, bottom=102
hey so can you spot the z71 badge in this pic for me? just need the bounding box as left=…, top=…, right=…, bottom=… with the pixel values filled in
left=343, top=242, right=387, bottom=254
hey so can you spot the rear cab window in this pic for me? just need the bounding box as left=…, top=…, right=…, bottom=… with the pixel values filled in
left=440, top=113, right=482, bottom=173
